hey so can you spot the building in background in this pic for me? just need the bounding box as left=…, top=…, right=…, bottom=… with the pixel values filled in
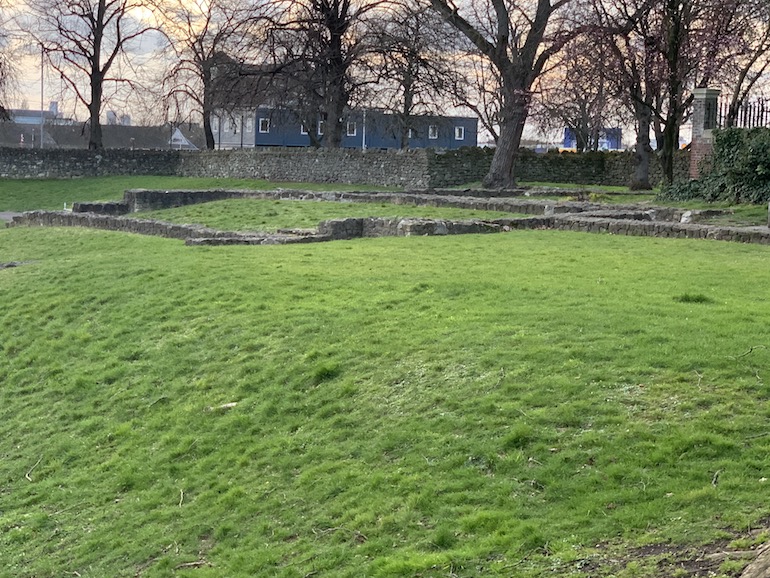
left=211, top=107, right=478, bottom=150
left=563, top=127, right=623, bottom=151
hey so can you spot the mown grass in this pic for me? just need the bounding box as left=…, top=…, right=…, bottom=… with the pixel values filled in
left=2, top=222, right=770, bottom=578
left=0, top=176, right=397, bottom=212
left=647, top=199, right=768, bottom=227
left=518, top=180, right=642, bottom=193
left=136, top=199, right=523, bottom=232
left=699, top=204, right=768, bottom=227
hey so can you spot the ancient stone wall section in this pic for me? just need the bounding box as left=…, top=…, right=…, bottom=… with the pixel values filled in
left=76, top=187, right=667, bottom=217
left=0, top=146, right=690, bottom=188
left=0, top=148, right=180, bottom=178
left=11, top=210, right=770, bottom=245
left=177, top=148, right=432, bottom=188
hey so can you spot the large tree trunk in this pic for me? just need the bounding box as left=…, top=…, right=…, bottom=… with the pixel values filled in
left=630, top=105, right=653, bottom=190
left=322, top=10, right=347, bottom=149
left=483, top=102, right=527, bottom=189
left=202, top=110, right=215, bottom=150
left=324, top=91, right=345, bottom=148
left=202, top=65, right=215, bottom=150
left=399, top=83, right=415, bottom=150
left=88, top=75, right=103, bottom=151
left=659, top=118, right=680, bottom=187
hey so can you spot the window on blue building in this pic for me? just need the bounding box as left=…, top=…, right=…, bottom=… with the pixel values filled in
left=454, top=126, right=465, bottom=140
left=428, top=125, right=438, bottom=139
left=346, top=121, right=357, bottom=137
left=259, top=118, right=270, bottom=133
left=408, top=128, right=415, bottom=139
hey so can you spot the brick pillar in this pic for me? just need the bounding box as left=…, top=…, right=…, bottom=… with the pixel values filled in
left=690, top=88, right=720, bottom=179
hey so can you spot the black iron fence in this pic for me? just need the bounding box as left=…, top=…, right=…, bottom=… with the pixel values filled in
left=717, top=98, right=770, bottom=129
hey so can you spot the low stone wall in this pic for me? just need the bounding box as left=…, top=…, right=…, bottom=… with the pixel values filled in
left=72, top=200, right=130, bottom=215
left=9, top=210, right=225, bottom=240
left=11, top=208, right=770, bottom=246
left=0, top=147, right=432, bottom=187
left=0, top=146, right=691, bottom=188
left=76, top=187, right=682, bottom=219
left=177, top=148, right=431, bottom=188
left=552, top=216, right=770, bottom=243
left=515, top=149, right=690, bottom=187
left=0, top=148, right=180, bottom=178
left=9, top=210, right=328, bottom=244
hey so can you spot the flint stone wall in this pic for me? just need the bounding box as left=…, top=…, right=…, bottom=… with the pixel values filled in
left=11, top=209, right=770, bottom=246
left=73, top=188, right=688, bottom=222
left=8, top=210, right=327, bottom=244
left=0, top=147, right=431, bottom=187
left=0, top=146, right=690, bottom=188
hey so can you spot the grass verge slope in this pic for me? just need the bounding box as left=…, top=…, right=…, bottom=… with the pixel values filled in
left=1, top=227, right=769, bottom=577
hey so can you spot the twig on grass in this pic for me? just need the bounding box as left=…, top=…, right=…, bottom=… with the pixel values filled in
left=173, top=560, right=210, bottom=570
left=712, top=470, right=722, bottom=487
left=25, top=457, right=42, bottom=482
left=731, top=345, right=767, bottom=359
left=179, top=489, right=184, bottom=507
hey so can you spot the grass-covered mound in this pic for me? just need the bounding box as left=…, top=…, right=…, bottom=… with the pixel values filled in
left=2, top=225, right=769, bottom=577
left=135, top=199, right=521, bottom=232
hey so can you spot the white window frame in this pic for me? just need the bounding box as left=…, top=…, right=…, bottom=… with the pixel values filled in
left=428, top=125, right=438, bottom=140
left=454, top=126, right=465, bottom=140
left=318, top=119, right=325, bottom=136
left=346, top=121, right=357, bottom=137
left=211, top=116, right=219, bottom=132
left=300, top=124, right=308, bottom=135
left=407, top=128, right=416, bottom=139
left=245, top=117, right=254, bottom=133
left=259, top=118, right=270, bottom=133
left=223, top=118, right=230, bottom=132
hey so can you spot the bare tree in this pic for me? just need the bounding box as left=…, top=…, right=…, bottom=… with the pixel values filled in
left=155, top=0, right=274, bottom=149
left=366, top=0, right=463, bottom=148
left=530, top=35, right=626, bottom=152
left=25, top=0, right=154, bottom=150
left=0, top=0, right=14, bottom=119
left=267, top=0, right=387, bottom=148
left=721, top=0, right=770, bottom=126
left=450, top=55, right=503, bottom=145
left=429, top=0, right=581, bottom=188
left=597, top=0, right=740, bottom=187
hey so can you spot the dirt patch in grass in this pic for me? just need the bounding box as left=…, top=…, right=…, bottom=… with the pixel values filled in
left=576, top=522, right=770, bottom=577
left=0, top=261, right=32, bottom=270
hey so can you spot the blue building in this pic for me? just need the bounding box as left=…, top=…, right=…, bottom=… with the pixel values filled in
left=212, top=107, right=478, bottom=150
left=563, top=127, right=623, bottom=151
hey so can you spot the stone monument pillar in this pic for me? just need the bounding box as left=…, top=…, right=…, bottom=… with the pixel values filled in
left=689, top=88, right=720, bottom=179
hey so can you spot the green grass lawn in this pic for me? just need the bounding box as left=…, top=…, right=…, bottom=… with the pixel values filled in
left=0, top=176, right=398, bottom=212
left=697, top=204, right=768, bottom=227
left=2, top=220, right=770, bottom=577
left=136, top=199, right=524, bottom=232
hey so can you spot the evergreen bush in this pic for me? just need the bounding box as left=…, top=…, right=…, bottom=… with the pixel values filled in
left=659, top=127, right=770, bottom=203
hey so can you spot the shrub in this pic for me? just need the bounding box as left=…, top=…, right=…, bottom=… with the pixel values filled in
left=659, top=127, right=770, bottom=204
